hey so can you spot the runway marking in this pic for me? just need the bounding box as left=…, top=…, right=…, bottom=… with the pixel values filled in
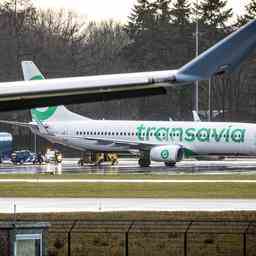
left=1, top=179, right=256, bottom=183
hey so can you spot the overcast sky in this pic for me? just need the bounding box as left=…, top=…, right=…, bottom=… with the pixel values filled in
left=30, top=0, right=250, bottom=22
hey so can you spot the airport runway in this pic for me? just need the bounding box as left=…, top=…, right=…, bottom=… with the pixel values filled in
left=1, top=198, right=256, bottom=213
left=1, top=158, right=256, bottom=174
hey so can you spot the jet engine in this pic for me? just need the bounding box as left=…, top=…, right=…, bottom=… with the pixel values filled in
left=150, top=145, right=183, bottom=162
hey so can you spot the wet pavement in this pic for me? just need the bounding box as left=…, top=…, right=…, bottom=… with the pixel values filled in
left=1, top=158, right=256, bottom=174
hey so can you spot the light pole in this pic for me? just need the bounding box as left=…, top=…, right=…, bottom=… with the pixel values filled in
left=194, top=0, right=199, bottom=113
left=34, top=133, right=37, bottom=153
left=208, top=78, right=211, bottom=121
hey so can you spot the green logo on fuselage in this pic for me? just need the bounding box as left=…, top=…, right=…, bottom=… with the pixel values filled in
left=136, top=125, right=246, bottom=144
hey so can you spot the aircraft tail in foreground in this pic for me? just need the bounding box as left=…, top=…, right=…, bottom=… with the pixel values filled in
left=0, top=20, right=255, bottom=112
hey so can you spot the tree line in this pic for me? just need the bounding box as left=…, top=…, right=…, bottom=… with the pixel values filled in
left=0, top=0, right=256, bottom=152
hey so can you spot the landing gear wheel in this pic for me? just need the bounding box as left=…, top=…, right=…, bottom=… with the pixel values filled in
left=138, top=159, right=151, bottom=168
left=165, top=162, right=176, bottom=167
left=138, top=151, right=151, bottom=168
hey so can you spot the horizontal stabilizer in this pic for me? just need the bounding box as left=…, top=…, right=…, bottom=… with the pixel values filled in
left=0, top=120, right=37, bottom=129
left=177, top=20, right=256, bottom=81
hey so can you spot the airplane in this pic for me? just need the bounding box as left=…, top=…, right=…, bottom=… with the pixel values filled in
left=0, top=20, right=255, bottom=111
left=2, top=60, right=256, bottom=168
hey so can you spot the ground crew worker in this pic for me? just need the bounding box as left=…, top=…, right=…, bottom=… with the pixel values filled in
left=95, top=153, right=104, bottom=166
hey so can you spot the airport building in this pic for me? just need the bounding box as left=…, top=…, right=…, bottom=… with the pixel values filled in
left=0, top=221, right=49, bottom=256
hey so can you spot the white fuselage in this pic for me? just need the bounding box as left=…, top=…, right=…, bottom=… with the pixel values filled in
left=35, top=120, right=256, bottom=156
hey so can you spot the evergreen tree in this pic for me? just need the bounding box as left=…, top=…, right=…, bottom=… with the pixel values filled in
left=156, top=0, right=172, bottom=25
left=194, top=0, right=233, bottom=28
left=237, top=0, right=256, bottom=26
left=125, top=0, right=157, bottom=39
left=124, top=0, right=174, bottom=70
left=171, top=0, right=191, bottom=25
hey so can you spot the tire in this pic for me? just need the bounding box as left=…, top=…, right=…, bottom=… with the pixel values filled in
left=138, top=159, right=151, bottom=168
left=164, top=162, right=176, bottom=167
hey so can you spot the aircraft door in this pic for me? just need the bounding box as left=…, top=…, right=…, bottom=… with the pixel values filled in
left=251, top=131, right=256, bottom=154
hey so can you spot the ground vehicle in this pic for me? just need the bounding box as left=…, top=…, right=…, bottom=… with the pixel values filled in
left=11, top=150, right=35, bottom=164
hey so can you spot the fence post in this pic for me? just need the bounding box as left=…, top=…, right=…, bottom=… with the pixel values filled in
left=244, top=222, right=252, bottom=256
left=68, top=232, right=71, bottom=256
left=125, top=221, right=135, bottom=256
left=184, top=221, right=193, bottom=256
left=68, top=220, right=77, bottom=256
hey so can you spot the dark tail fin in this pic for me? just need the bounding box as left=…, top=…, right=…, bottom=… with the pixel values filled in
left=176, top=20, right=256, bottom=81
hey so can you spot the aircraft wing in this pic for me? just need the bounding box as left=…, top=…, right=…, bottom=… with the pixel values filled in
left=0, top=71, right=171, bottom=112
left=69, top=135, right=161, bottom=150
left=0, top=20, right=255, bottom=111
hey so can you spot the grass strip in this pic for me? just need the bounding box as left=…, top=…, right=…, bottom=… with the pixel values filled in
left=1, top=211, right=256, bottom=221
left=1, top=173, right=256, bottom=180
left=0, top=182, right=256, bottom=198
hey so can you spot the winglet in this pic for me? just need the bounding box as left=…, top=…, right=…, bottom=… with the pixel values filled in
left=192, top=111, right=201, bottom=122
left=177, top=20, right=256, bottom=81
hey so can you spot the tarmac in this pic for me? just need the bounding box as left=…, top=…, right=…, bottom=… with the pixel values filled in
left=1, top=158, right=256, bottom=213
left=1, top=158, right=256, bottom=174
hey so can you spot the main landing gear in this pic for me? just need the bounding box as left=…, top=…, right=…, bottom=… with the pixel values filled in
left=138, top=150, right=151, bottom=167
left=164, top=162, right=176, bottom=167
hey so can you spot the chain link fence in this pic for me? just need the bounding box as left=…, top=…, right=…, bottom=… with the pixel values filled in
left=8, top=220, right=254, bottom=256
